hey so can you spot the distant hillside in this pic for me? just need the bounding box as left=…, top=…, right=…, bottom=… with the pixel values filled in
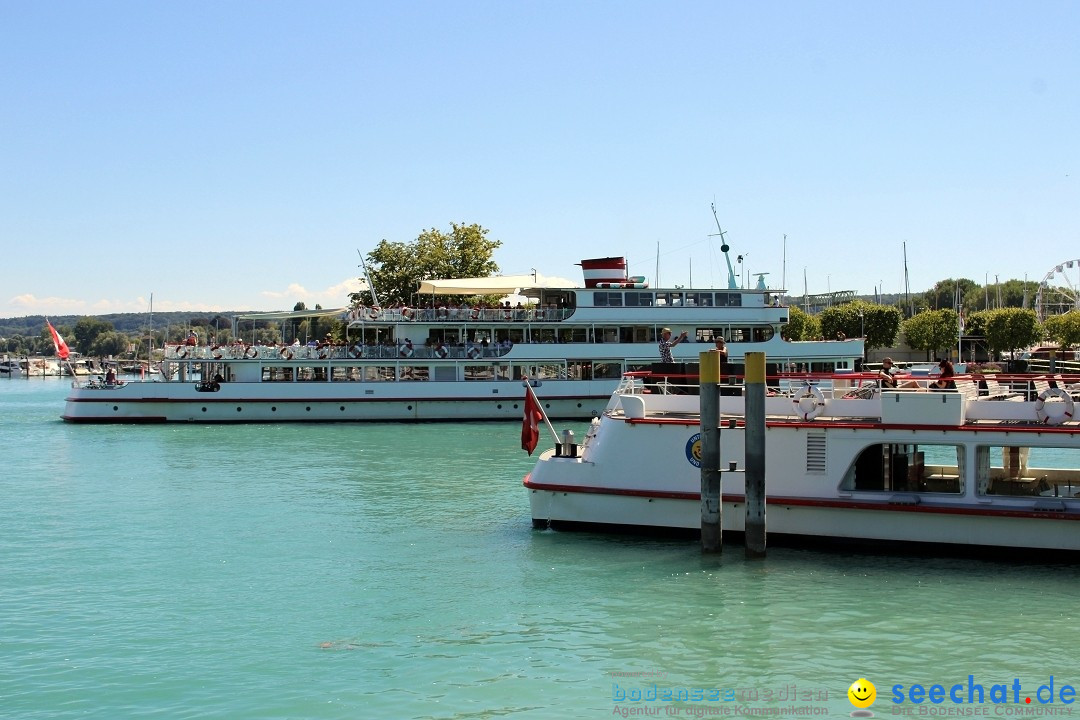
left=0, top=312, right=255, bottom=338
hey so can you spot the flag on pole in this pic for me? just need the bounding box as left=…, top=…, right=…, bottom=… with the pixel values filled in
left=46, top=320, right=70, bottom=360
left=521, top=388, right=543, bottom=455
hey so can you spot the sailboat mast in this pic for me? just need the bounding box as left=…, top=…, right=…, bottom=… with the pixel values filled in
left=903, top=242, right=912, bottom=317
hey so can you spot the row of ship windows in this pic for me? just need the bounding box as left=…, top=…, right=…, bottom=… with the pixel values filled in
left=839, top=443, right=1080, bottom=498
left=591, top=291, right=759, bottom=307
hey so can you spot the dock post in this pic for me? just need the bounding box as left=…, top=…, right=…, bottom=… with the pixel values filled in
left=699, top=350, right=722, bottom=553
left=744, top=351, right=766, bottom=558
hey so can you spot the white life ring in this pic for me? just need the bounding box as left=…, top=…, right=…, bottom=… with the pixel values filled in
left=244, top=345, right=259, bottom=359
left=437, top=306, right=448, bottom=319
left=470, top=307, right=481, bottom=321
left=1034, top=387, right=1074, bottom=425
left=792, top=383, right=826, bottom=421
left=279, top=347, right=294, bottom=360
left=399, top=344, right=414, bottom=358
left=368, top=306, right=382, bottom=321
left=401, top=307, right=414, bottom=320
left=211, top=345, right=223, bottom=360
left=350, top=345, right=363, bottom=358
left=174, top=346, right=188, bottom=359
left=467, top=346, right=481, bottom=360
left=503, top=309, right=512, bottom=321
left=434, top=346, right=449, bottom=359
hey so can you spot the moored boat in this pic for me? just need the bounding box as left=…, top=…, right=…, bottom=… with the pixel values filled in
left=62, top=253, right=862, bottom=423
left=524, top=368, right=1080, bottom=553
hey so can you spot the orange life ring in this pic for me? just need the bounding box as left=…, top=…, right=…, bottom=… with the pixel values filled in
left=280, top=347, right=294, bottom=360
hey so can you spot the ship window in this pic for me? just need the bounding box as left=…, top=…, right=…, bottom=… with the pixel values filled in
left=839, top=443, right=964, bottom=494
left=431, top=365, right=456, bottom=382
left=364, top=366, right=395, bottom=382
left=596, top=327, right=618, bottom=343
left=534, top=363, right=567, bottom=380
left=400, top=365, right=429, bottom=381
left=696, top=329, right=727, bottom=343
left=464, top=365, right=496, bottom=380
left=606, top=293, right=623, bottom=307
left=568, top=361, right=592, bottom=379
left=685, top=292, right=714, bottom=307
left=261, top=366, right=295, bottom=382
left=331, top=367, right=361, bottom=382
left=592, top=361, right=622, bottom=379
left=625, top=292, right=653, bottom=307
left=975, top=445, right=1080, bottom=497
left=593, top=292, right=608, bottom=307
left=716, top=293, right=742, bottom=307
left=655, top=292, right=684, bottom=307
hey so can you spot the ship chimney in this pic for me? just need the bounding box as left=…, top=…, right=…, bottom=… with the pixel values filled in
left=578, top=257, right=627, bottom=288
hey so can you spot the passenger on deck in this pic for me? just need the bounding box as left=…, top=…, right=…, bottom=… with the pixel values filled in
left=929, top=359, right=956, bottom=392
left=878, top=357, right=898, bottom=388
left=105, top=369, right=117, bottom=385
left=658, top=328, right=687, bottom=363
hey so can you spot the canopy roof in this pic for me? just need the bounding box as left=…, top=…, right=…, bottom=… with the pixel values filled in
left=417, top=274, right=573, bottom=295
left=235, top=308, right=348, bottom=321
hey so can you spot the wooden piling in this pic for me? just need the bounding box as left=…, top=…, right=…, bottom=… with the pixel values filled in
left=699, top=351, right=722, bottom=553
left=744, top=351, right=766, bottom=558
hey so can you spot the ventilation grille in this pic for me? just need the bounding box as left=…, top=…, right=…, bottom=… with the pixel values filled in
left=806, top=434, right=827, bottom=474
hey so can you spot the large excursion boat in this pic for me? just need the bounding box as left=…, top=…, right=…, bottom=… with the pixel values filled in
left=61, top=256, right=862, bottom=423
left=525, top=369, right=1080, bottom=553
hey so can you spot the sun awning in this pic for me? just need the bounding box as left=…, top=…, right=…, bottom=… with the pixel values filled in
left=416, top=274, right=577, bottom=295
left=235, top=308, right=349, bottom=321
left=416, top=275, right=539, bottom=295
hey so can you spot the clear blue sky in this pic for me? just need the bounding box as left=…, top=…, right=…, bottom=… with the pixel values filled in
left=2, top=1, right=1077, bottom=317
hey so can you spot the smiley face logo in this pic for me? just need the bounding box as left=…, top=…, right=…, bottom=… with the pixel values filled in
left=848, top=678, right=876, bottom=709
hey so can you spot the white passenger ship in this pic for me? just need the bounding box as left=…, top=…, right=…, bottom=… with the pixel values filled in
left=61, top=257, right=862, bottom=423
left=525, top=368, right=1080, bottom=554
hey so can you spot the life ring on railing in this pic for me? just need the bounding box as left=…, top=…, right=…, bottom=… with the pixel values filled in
left=244, top=345, right=259, bottom=359
left=534, top=307, right=545, bottom=321
left=467, top=346, right=481, bottom=360
left=791, top=383, right=826, bottom=421
left=211, top=345, right=223, bottom=360
left=1034, top=387, right=1074, bottom=425
left=437, top=306, right=448, bottom=320
left=279, top=347, right=294, bottom=360
left=174, top=346, right=188, bottom=359
left=470, top=307, right=481, bottom=321
left=368, top=306, right=382, bottom=321
left=401, top=307, right=414, bottom=320
left=399, top=344, right=414, bottom=358
left=350, top=345, right=363, bottom=358
left=434, top=346, right=449, bottom=359
left=503, top=308, right=512, bottom=321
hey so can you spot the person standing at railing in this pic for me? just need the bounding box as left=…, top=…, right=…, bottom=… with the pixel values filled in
left=658, top=328, right=687, bottom=363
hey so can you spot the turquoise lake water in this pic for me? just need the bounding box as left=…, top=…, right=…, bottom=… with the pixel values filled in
left=2, top=377, right=1078, bottom=719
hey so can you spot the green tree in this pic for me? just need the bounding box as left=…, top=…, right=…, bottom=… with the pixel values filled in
left=819, top=301, right=901, bottom=352
left=983, top=308, right=1041, bottom=358
left=353, top=223, right=502, bottom=307
left=89, top=331, right=132, bottom=357
left=1043, top=311, right=1080, bottom=352
left=902, top=309, right=959, bottom=360
left=782, top=306, right=819, bottom=341
left=921, top=278, right=979, bottom=312
left=72, top=317, right=114, bottom=355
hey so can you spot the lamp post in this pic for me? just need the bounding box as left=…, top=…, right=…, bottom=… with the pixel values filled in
left=859, top=310, right=865, bottom=338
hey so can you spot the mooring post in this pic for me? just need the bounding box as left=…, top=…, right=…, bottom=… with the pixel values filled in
left=744, top=351, right=766, bottom=558
left=700, top=350, right=722, bottom=553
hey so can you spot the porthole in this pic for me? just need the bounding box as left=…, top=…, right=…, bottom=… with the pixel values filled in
left=497, top=404, right=502, bottom=410
left=306, top=406, right=312, bottom=411
left=202, top=407, right=207, bottom=412
left=340, top=406, right=345, bottom=411
left=236, top=407, right=242, bottom=412
left=271, top=406, right=277, bottom=412
left=407, top=405, right=413, bottom=411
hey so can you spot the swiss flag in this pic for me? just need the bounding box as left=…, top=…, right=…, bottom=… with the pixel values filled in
left=47, top=320, right=70, bottom=360
left=521, top=389, right=542, bottom=455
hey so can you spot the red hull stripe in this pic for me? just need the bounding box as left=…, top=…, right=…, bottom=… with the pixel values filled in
left=521, top=477, right=1079, bottom=521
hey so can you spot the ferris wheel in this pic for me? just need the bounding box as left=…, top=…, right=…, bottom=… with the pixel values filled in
left=1036, top=259, right=1080, bottom=321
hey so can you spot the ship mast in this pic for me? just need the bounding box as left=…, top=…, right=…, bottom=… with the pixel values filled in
left=710, top=203, right=738, bottom=290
